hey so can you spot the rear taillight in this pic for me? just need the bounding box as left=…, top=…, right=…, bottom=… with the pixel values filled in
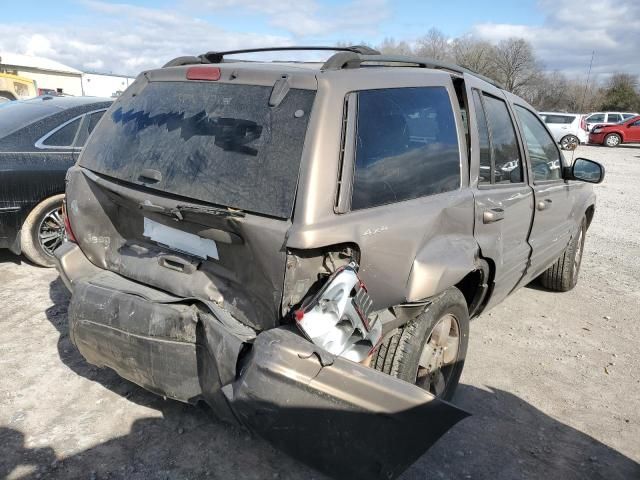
left=62, top=201, right=76, bottom=243
left=186, top=66, right=221, bottom=81
left=580, top=116, right=588, bottom=131
left=293, top=262, right=381, bottom=363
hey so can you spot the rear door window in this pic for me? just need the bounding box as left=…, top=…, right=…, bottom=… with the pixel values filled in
left=514, top=105, right=562, bottom=182
left=350, top=86, right=460, bottom=210
left=607, top=113, right=623, bottom=123
left=480, top=93, right=523, bottom=184
left=80, top=81, right=315, bottom=219
left=472, top=90, right=492, bottom=185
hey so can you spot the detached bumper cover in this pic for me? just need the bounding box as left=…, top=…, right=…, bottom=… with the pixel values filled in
left=57, top=242, right=469, bottom=479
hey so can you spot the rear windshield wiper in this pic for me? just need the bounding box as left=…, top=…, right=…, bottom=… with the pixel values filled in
left=139, top=201, right=245, bottom=220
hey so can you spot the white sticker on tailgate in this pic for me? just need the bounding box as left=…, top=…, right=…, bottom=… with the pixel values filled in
left=143, top=217, right=219, bottom=260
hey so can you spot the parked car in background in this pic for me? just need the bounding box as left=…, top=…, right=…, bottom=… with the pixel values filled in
left=584, top=111, right=638, bottom=131
left=539, top=112, right=588, bottom=150
left=0, top=73, right=37, bottom=103
left=0, top=95, right=112, bottom=266
left=589, top=115, right=640, bottom=147
left=54, top=46, right=604, bottom=479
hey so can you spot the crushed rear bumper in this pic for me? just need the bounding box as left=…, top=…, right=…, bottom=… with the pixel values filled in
left=55, top=242, right=469, bottom=479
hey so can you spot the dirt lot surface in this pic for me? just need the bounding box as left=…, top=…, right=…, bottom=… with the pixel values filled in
left=1, top=145, right=639, bottom=480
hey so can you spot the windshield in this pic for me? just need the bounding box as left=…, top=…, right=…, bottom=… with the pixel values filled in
left=80, top=81, right=315, bottom=218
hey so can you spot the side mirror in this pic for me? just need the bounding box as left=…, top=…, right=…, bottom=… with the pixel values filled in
left=566, top=158, right=605, bottom=184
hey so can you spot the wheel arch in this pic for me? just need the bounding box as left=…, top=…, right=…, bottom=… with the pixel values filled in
left=14, top=190, right=67, bottom=254
left=585, top=204, right=596, bottom=229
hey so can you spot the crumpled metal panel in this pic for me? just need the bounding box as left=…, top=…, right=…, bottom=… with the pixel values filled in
left=225, top=328, right=470, bottom=480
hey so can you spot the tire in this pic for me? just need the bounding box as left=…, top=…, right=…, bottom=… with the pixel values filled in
left=539, top=217, right=587, bottom=292
left=20, top=194, right=66, bottom=267
left=604, top=133, right=621, bottom=147
left=560, top=134, right=579, bottom=151
left=372, top=287, right=469, bottom=401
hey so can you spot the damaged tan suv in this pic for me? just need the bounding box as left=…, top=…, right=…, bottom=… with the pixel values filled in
left=54, top=46, right=605, bottom=479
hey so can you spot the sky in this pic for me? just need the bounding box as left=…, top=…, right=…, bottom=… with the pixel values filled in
left=0, top=0, right=638, bottom=81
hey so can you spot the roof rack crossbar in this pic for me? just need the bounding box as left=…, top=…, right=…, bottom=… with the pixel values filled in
left=321, top=52, right=503, bottom=89
left=200, top=45, right=380, bottom=64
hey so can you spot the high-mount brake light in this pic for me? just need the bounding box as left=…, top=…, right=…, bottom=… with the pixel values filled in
left=186, top=66, right=221, bottom=81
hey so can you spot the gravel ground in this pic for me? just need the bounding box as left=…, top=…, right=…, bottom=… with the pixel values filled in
left=1, top=145, right=639, bottom=480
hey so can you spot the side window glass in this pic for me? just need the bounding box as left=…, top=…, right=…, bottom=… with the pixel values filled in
left=87, top=110, right=105, bottom=135
left=514, top=105, right=562, bottom=182
left=42, top=117, right=81, bottom=147
left=472, top=90, right=491, bottom=184
left=75, top=110, right=107, bottom=148
left=608, top=113, right=622, bottom=123
left=588, top=113, right=605, bottom=123
left=482, top=94, right=522, bottom=184
left=351, top=87, right=460, bottom=210
left=632, top=120, right=640, bottom=127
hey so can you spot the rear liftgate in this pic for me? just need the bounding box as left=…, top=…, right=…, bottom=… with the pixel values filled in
left=63, top=246, right=468, bottom=479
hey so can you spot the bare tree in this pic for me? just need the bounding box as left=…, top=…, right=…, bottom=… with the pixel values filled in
left=450, top=37, right=496, bottom=77
left=377, top=37, right=413, bottom=56
left=415, top=28, right=450, bottom=61
left=491, top=38, right=540, bottom=96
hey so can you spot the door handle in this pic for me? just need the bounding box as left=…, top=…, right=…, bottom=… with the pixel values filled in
left=483, top=208, right=504, bottom=224
left=537, top=199, right=553, bottom=211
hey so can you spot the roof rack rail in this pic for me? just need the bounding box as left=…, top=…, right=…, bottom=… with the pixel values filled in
left=321, top=52, right=503, bottom=89
left=163, top=46, right=380, bottom=68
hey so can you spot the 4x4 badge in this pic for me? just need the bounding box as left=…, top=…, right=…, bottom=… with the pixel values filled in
left=362, top=226, right=388, bottom=236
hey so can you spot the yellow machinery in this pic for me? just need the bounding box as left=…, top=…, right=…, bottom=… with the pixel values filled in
left=0, top=73, right=37, bottom=103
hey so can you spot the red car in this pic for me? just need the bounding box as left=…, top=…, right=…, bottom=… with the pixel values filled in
left=589, top=115, right=640, bottom=147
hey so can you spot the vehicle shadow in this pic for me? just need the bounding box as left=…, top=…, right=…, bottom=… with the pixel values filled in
left=35, top=277, right=639, bottom=480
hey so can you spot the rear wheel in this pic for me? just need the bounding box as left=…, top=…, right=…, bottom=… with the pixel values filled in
left=20, top=194, right=66, bottom=267
left=560, top=134, right=579, bottom=151
left=604, top=133, right=621, bottom=147
left=539, top=217, right=586, bottom=292
left=372, top=287, right=469, bottom=401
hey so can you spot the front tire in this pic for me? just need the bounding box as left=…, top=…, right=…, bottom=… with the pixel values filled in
left=560, top=134, right=579, bottom=151
left=604, top=133, right=621, bottom=147
left=372, top=287, right=469, bottom=401
left=539, top=217, right=587, bottom=292
left=20, top=194, right=65, bottom=267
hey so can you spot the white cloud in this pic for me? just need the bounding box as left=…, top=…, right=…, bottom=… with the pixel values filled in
left=0, top=0, right=389, bottom=76
left=192, top=0, right=390, bottom=37
left=472, top=0, right=640, bottom=78
left=0, top=1, right=292, bottom=76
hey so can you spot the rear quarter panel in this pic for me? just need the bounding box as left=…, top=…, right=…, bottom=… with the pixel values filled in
left=287, top=68, right=478, bottom=309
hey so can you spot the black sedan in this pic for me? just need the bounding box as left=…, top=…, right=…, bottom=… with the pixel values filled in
left=0, top=96, right=112, bottom=266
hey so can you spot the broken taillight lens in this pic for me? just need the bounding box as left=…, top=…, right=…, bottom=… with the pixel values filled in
left=294, top=262, right=381, bottom=363
left=62, top=201, right=76, bottom=243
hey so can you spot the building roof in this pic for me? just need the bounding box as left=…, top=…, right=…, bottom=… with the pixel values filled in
left=0, top=53, right=82, bottom=75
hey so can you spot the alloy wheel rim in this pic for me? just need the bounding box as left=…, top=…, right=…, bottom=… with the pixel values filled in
left=561, top=136, right=578, bottom=150
left=38, top=206, right=65, bottom=256
left=416, top=313, right=460, bottom=397
left=606, top=135, right=620, bottom=146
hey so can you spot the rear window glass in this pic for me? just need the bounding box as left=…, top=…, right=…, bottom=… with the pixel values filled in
left=351, top=87, right=460, bottom=210
left=0, top=100, right=59, bottom=138
left=80, top=81, right=315, bottom=218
